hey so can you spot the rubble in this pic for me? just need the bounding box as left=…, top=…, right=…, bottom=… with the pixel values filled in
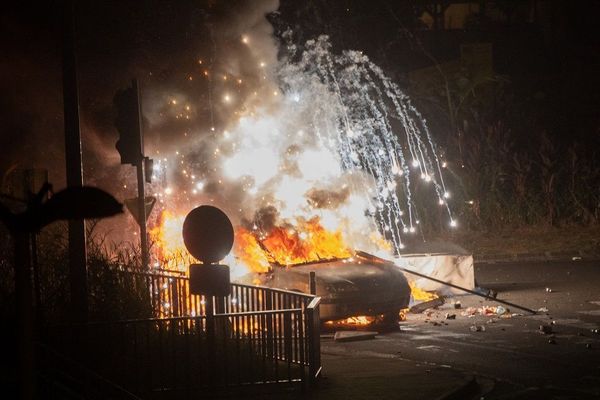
left=461, top=305, right=511, bottom=317
left=334, top=331, right=378, bottom=342
left=445, top=313, right=456, bottom=320
left=409, top=297, right=445, bottom=314
left=545, top=287, right=553, bottom=293
left=470, top=325, right=486, bottom=332
left=538, top=307, right=549, bottom=313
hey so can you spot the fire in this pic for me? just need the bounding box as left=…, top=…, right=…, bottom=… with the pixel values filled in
left=234, top=216, right=353, bottom=273
left=324, top=315, right=378, bottom=328
left=409, top=281, right=439, bottom=302
left=149, top=210, right=192, bottom=271
left=150, top=210, right=352, bottom=275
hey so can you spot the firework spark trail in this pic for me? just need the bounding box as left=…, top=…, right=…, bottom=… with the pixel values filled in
left=278, top=36, right=453, bottom=253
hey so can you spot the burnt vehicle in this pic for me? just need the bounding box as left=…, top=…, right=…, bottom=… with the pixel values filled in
left=239, top=250, right=411, bottom=321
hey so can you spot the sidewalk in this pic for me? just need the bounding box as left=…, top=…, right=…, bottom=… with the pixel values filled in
left=304, top=352, right=478, bottom=400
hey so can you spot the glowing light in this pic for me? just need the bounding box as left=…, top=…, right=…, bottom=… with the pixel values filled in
left=444, top=192, right=450, bottom=199
left=164, top=187, right=173, bottom=195
left=450, top=220, right=457, bottom=228
left=412, top=159, right=419, bottom=168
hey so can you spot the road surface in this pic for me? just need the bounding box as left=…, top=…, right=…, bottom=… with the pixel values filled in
left=320, top=259, right=600, bottom=399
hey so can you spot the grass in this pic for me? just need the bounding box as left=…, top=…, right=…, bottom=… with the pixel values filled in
left=443, top=225, right=600, bottom=257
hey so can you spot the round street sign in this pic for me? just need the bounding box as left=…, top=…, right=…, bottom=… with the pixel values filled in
left=182, top=205, right=234, bottom=264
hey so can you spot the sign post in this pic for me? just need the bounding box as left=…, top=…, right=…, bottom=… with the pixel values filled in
left=182, top=205, right=234, bottom=380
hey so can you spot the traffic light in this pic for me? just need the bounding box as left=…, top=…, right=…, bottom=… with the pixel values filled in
left=114, top=80, right=143, bottom=165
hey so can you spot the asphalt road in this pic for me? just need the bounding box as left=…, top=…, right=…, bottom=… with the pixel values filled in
left=320, top=259, right=600, bottom=399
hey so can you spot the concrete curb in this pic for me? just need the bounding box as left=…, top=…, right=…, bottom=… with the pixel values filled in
left=475, top=250, right=600, bottom=264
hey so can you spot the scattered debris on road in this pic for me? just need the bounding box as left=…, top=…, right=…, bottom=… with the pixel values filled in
left=461, top=305, right=511, bottom=317
left=334, top=331, right=378, bottom=342
left=470, top=325, right=486, bottom=332
left=409, top=297, right=445, bottom=314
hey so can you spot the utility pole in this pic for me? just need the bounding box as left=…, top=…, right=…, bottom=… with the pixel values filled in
left=62, top=0, right=88, bottom=323
left=114, top=79, right=150, bottom=269
left=136, top=152, right=149, bottom=269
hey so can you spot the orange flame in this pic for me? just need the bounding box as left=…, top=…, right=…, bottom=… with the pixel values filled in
left=234, top=217, right=352, bottom=272
left=409, top=282, right=439, bottom=301
left=149, top=210, right=193, bottom=271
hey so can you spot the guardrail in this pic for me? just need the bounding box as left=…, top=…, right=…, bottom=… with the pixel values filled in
left=44, top=268, right=322, bottom=395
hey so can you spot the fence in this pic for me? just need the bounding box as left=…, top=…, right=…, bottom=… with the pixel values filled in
left=44, top=269, right=321, bottom=396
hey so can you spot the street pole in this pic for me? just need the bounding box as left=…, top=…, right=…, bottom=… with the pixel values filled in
left=62, top=0, right=88, bottom=323
left=133, top=79, right=149, bottom=269
left=136, top=158, right=148, bottom=269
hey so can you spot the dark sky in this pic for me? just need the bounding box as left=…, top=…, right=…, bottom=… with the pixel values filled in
left=1, top=0, right=598, bottom=191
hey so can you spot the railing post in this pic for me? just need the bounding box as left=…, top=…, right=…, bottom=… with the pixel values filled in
left=307, top=298, right=321, bottom=386
left=283, top=311, right=292, bottom=379
left=206, top=296, right=216, bottom=385
left=170, top=278, right=179, bottom=317
left=309, top=271, right=316, bottom=295
left=266, top=292, right=274, bottom=358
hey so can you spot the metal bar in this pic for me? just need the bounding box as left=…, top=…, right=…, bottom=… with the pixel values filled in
left=309, top=271, right=316, bottom=295
left=235, top=314, right=241, bottom=385
left=170, top=319, right=176, bottom=390
left=396, top=265, right=537, bottom=314
left=136, top=159, right=148, bottom=269
left=284, top=311, right=292, bottom=381
left=298, top=310, right=306, bottom=388
left=185, top=317, right=191, bottom=398
left=62, top=0, right=88, bottom=326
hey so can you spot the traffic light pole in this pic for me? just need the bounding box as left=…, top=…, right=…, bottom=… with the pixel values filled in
left=136, top=158, right=149, bottom=269
left=62, top=0, right=88, bottom=323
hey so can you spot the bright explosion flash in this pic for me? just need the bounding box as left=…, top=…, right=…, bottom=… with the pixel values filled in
left=148, top=35, right=455, bottom=280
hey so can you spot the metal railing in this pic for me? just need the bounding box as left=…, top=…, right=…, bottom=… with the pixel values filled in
left=101, top=269, right=316, bottom=319
left=45, top=268, right=322, bottom=396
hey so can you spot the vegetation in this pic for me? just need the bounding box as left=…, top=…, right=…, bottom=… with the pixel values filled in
left=408, top=67, right=600, bottom=238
